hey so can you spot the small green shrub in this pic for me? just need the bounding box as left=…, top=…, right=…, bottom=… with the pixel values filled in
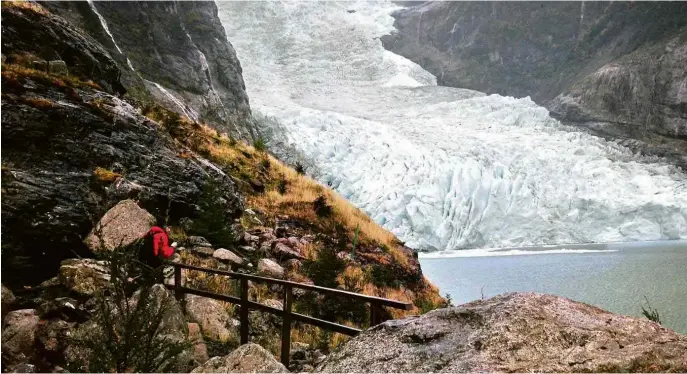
left=190, top=179, right=236, bottom=248
left=253, top=136, right=266, bottom=152
left=313, top=195, right=332, bottom=218
left=67, top=248, right=190, bottom=372
left=294, top=162, right=306, bottom=175
left=641, top=296, right=661, bottom=324
left=277, top=177, right=288, bottom=194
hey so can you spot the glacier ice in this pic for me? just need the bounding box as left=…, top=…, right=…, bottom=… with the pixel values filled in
left=217, top=1, right=687, bottom=250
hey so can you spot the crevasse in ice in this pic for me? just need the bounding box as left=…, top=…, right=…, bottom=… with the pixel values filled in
left=217, top=1, right=687, bottom=250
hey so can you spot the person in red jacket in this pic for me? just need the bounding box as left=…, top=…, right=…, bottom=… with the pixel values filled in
left=139, top=226, right=176, bottom=276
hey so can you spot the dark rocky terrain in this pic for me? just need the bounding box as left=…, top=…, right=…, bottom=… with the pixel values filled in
left=382, top=1, right=687, bottom=166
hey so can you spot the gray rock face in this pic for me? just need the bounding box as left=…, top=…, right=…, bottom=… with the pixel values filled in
left=42, top=1, right=256, bottom=140
left=84, top=199, right=156, bottom=253
left=1, top=4, right=124, bottom=94
left=317, top=292, right=687, bottom=373
left=1, top=309, right=40, bottom=367
left=382, top=2, right=687, bottom=155
left=1, top=75, right=243, bottom=287
left=191, top=343, right=288, bottom=373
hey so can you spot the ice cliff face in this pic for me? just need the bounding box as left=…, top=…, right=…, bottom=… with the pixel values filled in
left=218, top=1, right=687, bottom=251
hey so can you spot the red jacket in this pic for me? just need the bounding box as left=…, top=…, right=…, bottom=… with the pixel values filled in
left=148, top=226, right=175, bottom=259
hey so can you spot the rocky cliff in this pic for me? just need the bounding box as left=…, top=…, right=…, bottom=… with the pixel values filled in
left=40, top=1, right=256, bottom=140
left=382, top=2, right=687, bottom=165
left=318, top=292, right=687, bottom=373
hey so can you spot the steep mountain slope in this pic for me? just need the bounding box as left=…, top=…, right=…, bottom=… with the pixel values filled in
left=40, top=0, right=256, bottom=140
left=1, top=2, right=441, bottom=318
left=381, top=2, right=687, bottom=163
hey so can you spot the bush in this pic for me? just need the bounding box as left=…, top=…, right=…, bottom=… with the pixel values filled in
left=313, top=195, right=332, bottom=218
left=190, top=179, right=236, bottom=248
left=641, top=296, right=661, bottom=324
left=67, top=248, right=190, bottom=372
left=294, top=162, right=306, bottom=175
left=253, top=136, right=266, bottom=152
left=277, top=177, right=288, bottom=194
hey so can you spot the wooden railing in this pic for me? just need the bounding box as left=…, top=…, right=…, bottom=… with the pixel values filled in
left=167, top=262, right=413, bottom=367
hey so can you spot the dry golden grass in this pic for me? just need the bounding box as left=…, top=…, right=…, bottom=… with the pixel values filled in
left=1, top=0, right=49, bottom=15
left=20, top=96, right=55, bottom=109
left=93, top=167, right=121, bottom=183
left=1, top=63, right=102, bottom=91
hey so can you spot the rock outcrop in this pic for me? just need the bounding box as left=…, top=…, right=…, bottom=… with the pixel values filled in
left=185, top=294, right=234, bottom=342
left=1, top=66, right=243, bottom=287
left=1, top=2, right=124, bottom=94
left=1, top=309, right=40, bottom=369
left=317, top=293, right=687, bottom=373
left=58, top=259, right=111, bottom=296
left=41, top=1, right=256, bottom=139
left=191, top=343, right=288, bottom=373
left=382, top=2, right=687, bottom=162
left=84, top=199, right=156, bottom=252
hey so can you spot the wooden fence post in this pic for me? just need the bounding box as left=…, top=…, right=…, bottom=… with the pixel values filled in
left=240, top=277, right=249, bottom=344
left=370, top=302, right=379, bottom=327
left=174, top=266, right=184, bottom=303
left=281, top=285, right=293, bottom=367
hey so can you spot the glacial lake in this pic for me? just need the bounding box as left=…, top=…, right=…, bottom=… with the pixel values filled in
left=419, top=240, right=687, bottom=333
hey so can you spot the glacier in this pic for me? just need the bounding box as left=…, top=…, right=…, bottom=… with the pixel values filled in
left=217, top=1, right=687, bottom=251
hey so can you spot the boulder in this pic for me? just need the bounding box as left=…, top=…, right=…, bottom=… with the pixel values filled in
left=272, top=242, right=304, bottom=261
left=84, top=199, right=156, bottom=253
left=185, top=294, right=233, bottom=342
left=213, top=248, right=244, bottom=266
left=283, top=259, right=302, bottom=273
left=191, top=246, right=216, bottom=257
left=188, top=322, right=210, bottom=367
left=242, top=232, right=260, bottom=245
left=188, top=236, right=213, bottom=248
left=191, top=343, right=288, bottom=373
left=35, top=319, right=72, bottom=364
left=58, top=258, right=110, bottom=296
left=257, top=259, right=284, bottom=278
left=1, top=309, right=40, bottom=366
left=48, top=60, right=68, bottom=75
left=316, top=293, right=687, bottom=373
left=2, top=284, right=17, bottom=319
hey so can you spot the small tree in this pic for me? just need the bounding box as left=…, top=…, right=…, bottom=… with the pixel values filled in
left=190, top=179, right=236, bottom=248
left=641, top=296, right=661, bottom=324
left=67, top=247, right=190, bottom=372
left=253, top=136, right=267, bottom=152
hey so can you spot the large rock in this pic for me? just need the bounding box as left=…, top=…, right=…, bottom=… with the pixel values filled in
left=187, top=322, right=210, bottom=367
left=317, top=293, right=687, bottom=373
left=185, top=294, right=233, bottom=342
left=257, top=259, right=284, bottom=278
left=191, top=343, right=288, bottom=373
left=58, top=258, right=110, bottom=296
left=271, top=242, right=304, bottom=261
left=84, top=199, right=156, bottom=252
left=213, top=248, right=244, bottom=266
left=1, top=309, right=40, bottom=367
left=2, top=284, right=17, bottom=319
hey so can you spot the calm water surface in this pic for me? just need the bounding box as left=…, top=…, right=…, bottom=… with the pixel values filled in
left=419, top=241, right=687, bottom=333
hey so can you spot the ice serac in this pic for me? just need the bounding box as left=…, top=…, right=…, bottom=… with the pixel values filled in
left=218, top=1, right=687, bottom=251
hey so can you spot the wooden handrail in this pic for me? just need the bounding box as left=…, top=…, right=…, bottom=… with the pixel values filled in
left=167, top=261, right=413, bottom=368
left=172, top=262, right=413, bottom=310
